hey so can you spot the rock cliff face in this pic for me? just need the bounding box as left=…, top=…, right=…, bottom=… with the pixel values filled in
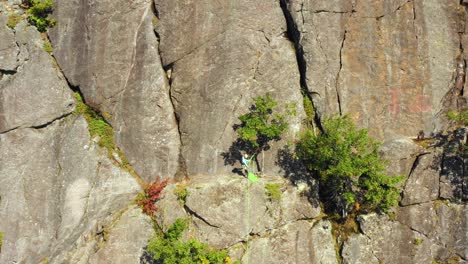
left=0, top=0, right=467, bottom=263
left=283, top=0, right=466, bottom=139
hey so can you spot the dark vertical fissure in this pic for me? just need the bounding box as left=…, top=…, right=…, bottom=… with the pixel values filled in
left=279, top=0, right=323, bottom=131
left=152, top=1, right=187, bottom=179
left=335, top=30, right=347, bottom=116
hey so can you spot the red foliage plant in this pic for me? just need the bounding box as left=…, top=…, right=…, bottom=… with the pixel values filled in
left=137, top=177, right=169, bottom=217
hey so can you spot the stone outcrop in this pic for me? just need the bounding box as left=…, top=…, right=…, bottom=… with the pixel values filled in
left=49, top=0, right=180, bottom=181
left=155, top=0, right=305, bottom=177
left=242, top=220, right=337, bottom=264
left=0, top=18, right=75, bottom=133
left=401, top=150, right=442, bottom=205
left=342, top=207, right=467, bottom=264
left=283, top=0, right=463, bottom=139
left=155, top=175, right=324, bottom=262
left=0, top=114, right=146, bottom=263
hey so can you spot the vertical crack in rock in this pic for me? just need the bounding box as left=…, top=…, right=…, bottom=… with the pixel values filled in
left=279, top=0, right=323, bottom=131
left=152, top=0, right=186, bottom=180
left=335, top=29, right=347, bottom=116
left=457, top=3, right=466, bottom=98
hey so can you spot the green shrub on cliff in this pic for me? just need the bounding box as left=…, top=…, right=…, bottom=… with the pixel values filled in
left=147, top=218, right=228, bottom=264
left=236, top=93, right=293, bottom=171
left=447, top=108, right=468, bottom=126
left=297, top=115, right=403, bottom=214
left=24, top=0, right=56, bottom=32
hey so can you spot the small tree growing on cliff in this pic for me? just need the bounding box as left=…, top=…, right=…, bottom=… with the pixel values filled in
left=236, top=93, right=293, bottom=172
left=296, top=115, right=403, bottom=215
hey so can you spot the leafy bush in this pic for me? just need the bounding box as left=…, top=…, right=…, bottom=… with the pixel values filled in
left=236, top=93, right=292, bottom=171
left=137, top=178, right=169, bottom=217
left=6, top=14, right=22, bottom=29
left=0, top=231, right=3, bottom=253
left=297, top=115, right=403, bottom=214
left=147, top=218, right=229, bottom=264
left=24, top=0, right=56, bottom=32
left=265, top=183, right=282, bottom=201
left=447, top=108, right=468, bottom=126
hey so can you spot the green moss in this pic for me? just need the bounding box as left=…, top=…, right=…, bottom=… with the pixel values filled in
left=265, top=183, right=282, bottom=201
left=303, top=96, right=315, bottom=127
left=6, top=13, right=22, bottom=29
left=42, top=40, right=53, bottom=54
left=174, top=184, right=188, bottom=205
left=73, top=92, right=115, bottom=152
left=73, top=91, right=138, bottom=177
left=152, top=16, right=159, bottom=28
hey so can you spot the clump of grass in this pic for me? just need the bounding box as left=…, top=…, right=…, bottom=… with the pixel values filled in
left=265, top=183, right=282, bottom=201
left=413, top=238, right=423, bottom=246
left=42, top=39, right=53, bottom=54
left=447, top=108, right=468, bottom=126
left=6, top=13, right=22, bottom=29
left=174, top=184, right=188, bottom=205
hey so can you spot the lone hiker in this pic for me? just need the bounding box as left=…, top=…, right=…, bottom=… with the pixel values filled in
left=241, top=153, right=251, bottom=176
left=241, top=153, right=259, bottom=182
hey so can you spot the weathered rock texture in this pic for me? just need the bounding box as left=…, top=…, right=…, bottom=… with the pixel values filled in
left=0, top=113, right=148, bottom=263
left=342, top=209, right=467, bottom=264
left=0, top=19, right=75, bottom=133
left=49, top=0, right=180, bottom=181
left=155, top=175, right=324, bottom=262
left=1, top=1, right=467, bottom=263
left=283, top=0, right=464, bottom=139
left=155, top=0, right=305, bottom=177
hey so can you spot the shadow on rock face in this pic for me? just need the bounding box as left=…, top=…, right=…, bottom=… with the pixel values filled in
left=440, top=127, right=467, bottom=202
left=221, top=137, right=262, bottom=173
left=276, top=145, right=320, bottom=208
left=140, top=247, right=160, bottom=264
